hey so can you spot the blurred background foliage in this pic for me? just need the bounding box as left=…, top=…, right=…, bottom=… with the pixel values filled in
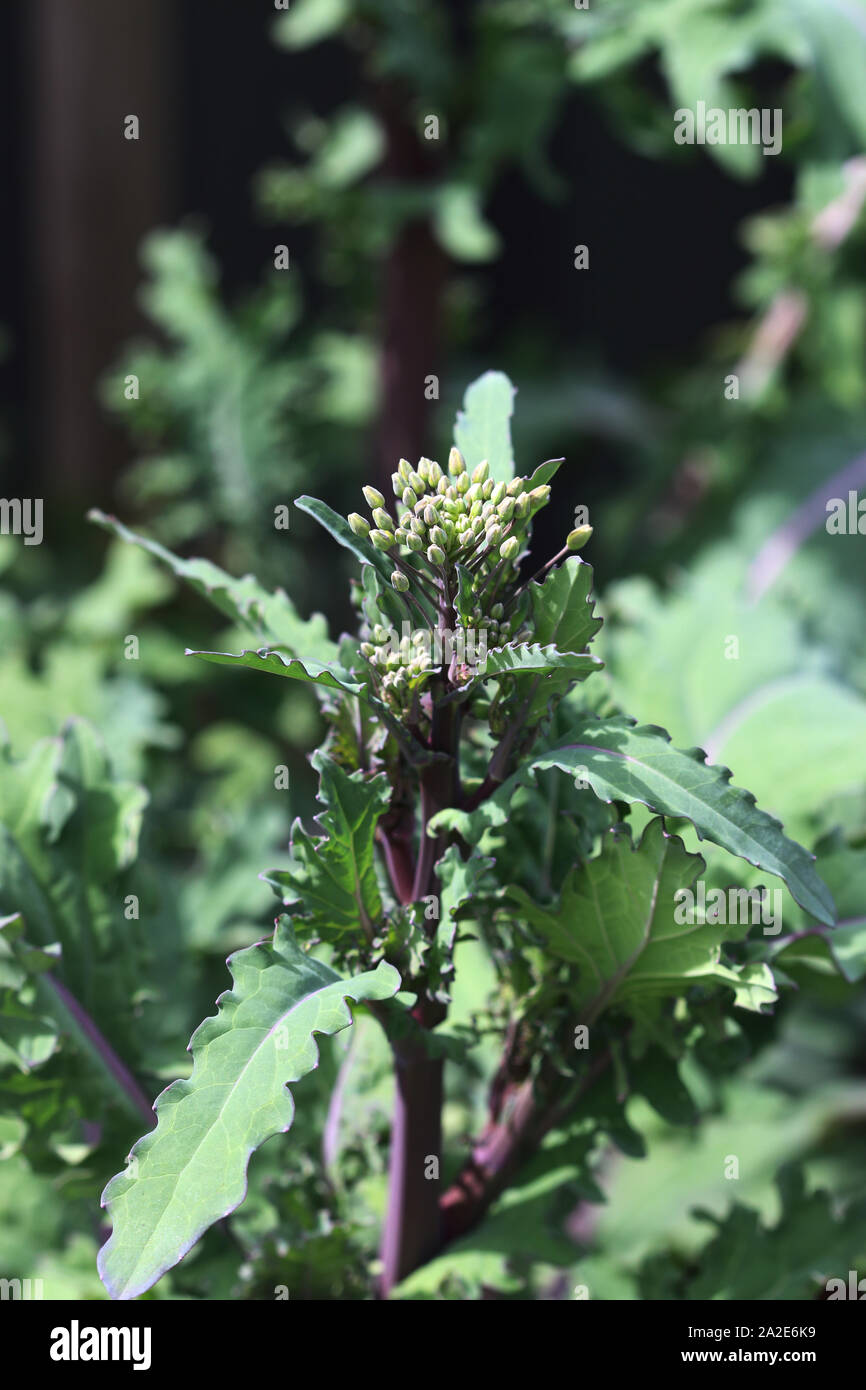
left=0, top=0, right=865, bottom=1298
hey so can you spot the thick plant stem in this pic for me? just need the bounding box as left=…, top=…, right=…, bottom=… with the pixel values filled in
left=380, top=677, right=458, bottom=1295
left=380, top=1029, right=445, bottom=1295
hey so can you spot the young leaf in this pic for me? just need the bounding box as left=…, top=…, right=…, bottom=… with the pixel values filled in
left=294, top=495, right=396, bottom=586
left=88, top=509, right=339, bottom=664
left=261, top=753, right=391, bottom=941
left=473, top=643, right=602, bottom=683
left=98, top=923, right=400, bottom=1300
left=453, top=370, right=516, bottom=483
left=185, top=645, right=364, bottom=694
left=529, top=556, right=602, bottom=654
left=508, top=819, right=777, bottom=1023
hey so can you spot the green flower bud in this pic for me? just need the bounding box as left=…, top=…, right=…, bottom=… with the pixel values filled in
left=360, top=641, right=375, bottom=658
left=402, top=487, right=418, bottom=509
left=485, top=523, right=502, bottom=547
left=430, top=525, right=448, bottom=549
left=391, top=570, right=410, bottom=592
left=427, top=543, right=446, bottom=566
left=408, top=470, right=426, bottom=495
left=499, top=536, right=520, bottom=562
left=399, top=511, right=412, bottom=528
left=406, top=532, right=423, bottom=552
left=497, top=496, right=515, bottom=523
left=471, top=515, right=485, bottom=535
left=423, top=504, right=438, bottom=527
left=363, top=485, right=385, bottom=510
left=482, top=479, right=494, bottom=500
left=391, top=471, right=403, bottom=495
left=417, top=457, right=430, bottom=481
left=468, top=500, right=482, bottom=520
left=514, top=493, right=531, bottom=519
left=456, top=471, right=470, bottom=495
left=528, top=485, right=551, bottom=507
left=491, top=602, right=504, bottom=620
left=567, top=524, right=593, bottom=552
left=394, top=527, right=408, bottom=544
left=410, top=517, right=426, bottom=537
left=437, top=476, right=448, bottom=494
left=428, top=460, right=443, bottom=486
left=398, top=458, right=412, bottom=483
left=471, top=459, right=489, bottom=484
left=448, top=447, right=466, bottom=476
left=370, top=529, right=395, bottom=551
left=372, top=625, right=388, bottom=643
left=372, top=507, right=393, bottom=531
left=348, top=512, right=370, bottom=538
left=506, top=477, right=524, bottom=497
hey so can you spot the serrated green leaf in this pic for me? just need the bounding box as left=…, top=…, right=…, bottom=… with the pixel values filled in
left=88, top=509, right=338, bottom=664
left=509, top=819, right=776, bottom=1022
left=473, top=642, right=602, bottom=685
left=261, top=753, right=391, bottom=941
left=435, top=715, right=834, bottom=924
left=530, top=556, right=602, bottom=653
left=454, top=370, right=516, bottom=484
left=98, top=924, right=400, bottom=1300
left=185, top=645, right=364, bottom=693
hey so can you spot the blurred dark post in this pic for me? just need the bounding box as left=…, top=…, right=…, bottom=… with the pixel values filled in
left=28, top=0, right=174, bottom=501
left=375, top=81, right=448, bottom=486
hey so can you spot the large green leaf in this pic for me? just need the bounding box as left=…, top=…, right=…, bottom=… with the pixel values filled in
left=453, top=370, right=516, bottom=484
left=98, top=924, right=400, bottom=1300
left=509, top=819, right=776, bottom=1022
left=435, top=715, right=834, bottom=924
left=88, top=509, right=339, bottom=664
left=262, top=752, right=391, bottom=941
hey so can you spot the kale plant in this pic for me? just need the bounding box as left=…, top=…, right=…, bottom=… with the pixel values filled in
left=92, top=371, right=840, bottom=1301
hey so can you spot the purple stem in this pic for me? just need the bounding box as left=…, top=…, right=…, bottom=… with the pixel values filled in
left=43, top=973, right=155, bottom=1127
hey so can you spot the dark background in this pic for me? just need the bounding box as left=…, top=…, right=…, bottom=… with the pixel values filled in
left=0, top=1, right=791, bottom=504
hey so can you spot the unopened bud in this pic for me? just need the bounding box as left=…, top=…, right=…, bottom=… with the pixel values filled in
left=472, top=460, right=489, bottom=485
left=567, top=524, right=593, bottom=553
left=408, top=471, right=426, bottom=495
left=348, top=513, right=370, bottom=538
left=427, top=543, right=446, bottom=566
left=448, top=447, right=466, bottom=476
left=363, top=486, right=385, bottom=510
left=428, top=460, right=443, bottom=486
left=430, top=525, right=448, bottom=549
left=398, top=458, right=412, bottom=483
left=391, top=570, right=409, bottom=592
left=406, top=532, right=423, bottom=552
left=500, top=536, right=520, bottom=562
left=497, top=496, right=515, bottom=523
left=372, top=508, right=393, bottom=531
left=402, top=487, right=418, bottom=509
left=370, top=529, right=395, bottom=551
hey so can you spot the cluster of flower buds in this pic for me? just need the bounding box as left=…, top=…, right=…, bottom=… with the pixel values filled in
left=348, top=447, right=551, bottom=579
left=347, top=449, right=592, bottom=708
